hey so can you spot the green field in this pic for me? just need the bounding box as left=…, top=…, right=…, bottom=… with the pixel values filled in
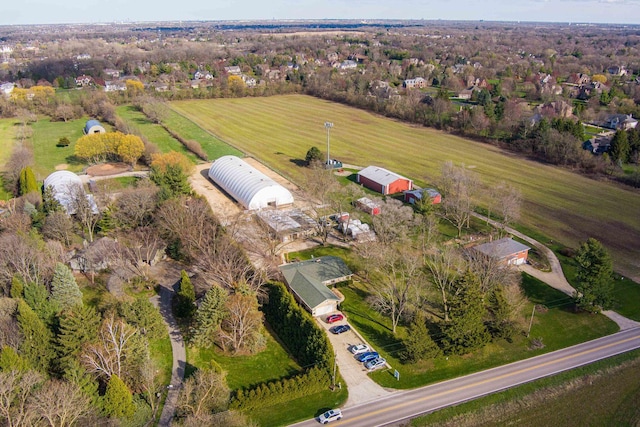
left=169, top=95, right=640, bottom=279
left=30, top=117, right=99, bottom=178
left=0, top=118, right=17, bottom=168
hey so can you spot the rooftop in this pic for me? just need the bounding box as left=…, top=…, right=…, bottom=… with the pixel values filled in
left=472, top=237, right=531, bottom=260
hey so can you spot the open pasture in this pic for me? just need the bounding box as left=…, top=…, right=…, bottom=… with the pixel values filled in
left=170, top=95, right=640, bottom=279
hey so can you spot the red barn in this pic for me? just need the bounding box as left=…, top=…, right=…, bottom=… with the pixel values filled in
left=356, top=166, right=412, bottom=195
left=472, top=237, right=531, bottom=266
left=404, top=188, right=441, bottom=205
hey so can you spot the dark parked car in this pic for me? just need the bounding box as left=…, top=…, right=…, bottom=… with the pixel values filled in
left=330, top=324, right=351, bottom=334
left=356, top=351, right=379, bottom=363
left=326, top=313, right=344, bottom=324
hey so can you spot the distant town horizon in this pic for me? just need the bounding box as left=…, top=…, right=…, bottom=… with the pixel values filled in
left=2, top=0, right=640, bottom=27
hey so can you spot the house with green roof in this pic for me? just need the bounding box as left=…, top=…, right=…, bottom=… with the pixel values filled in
left=279, top=256, right=352, bottom=317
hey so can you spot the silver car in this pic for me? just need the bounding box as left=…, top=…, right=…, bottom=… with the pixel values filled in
left=318, top=408, right=342, bottom=424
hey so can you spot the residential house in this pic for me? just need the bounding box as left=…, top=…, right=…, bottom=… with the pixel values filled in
left=75, top=75, right=94, bottom=87
left=471, top=237, right=531, bottom=266
left=104, top=80, right=127, bottom=92
left=241, top=74, right=257, bottom=87
left=607, top=65, right=627, bottom=77
left=605, top=114, right=638, bottom=130
left=338, top=60, right=358, bottom=71
left=224, top=65, right=242, bottom=75
left=279, top=256, right=352, bottom=317
left=103, top=68, right=121, bottom=79
left=403, top=77, right=427, bottom=89
left=583, top=134, right=614, bottom=155
left=0, top=82, right=15, bottom=97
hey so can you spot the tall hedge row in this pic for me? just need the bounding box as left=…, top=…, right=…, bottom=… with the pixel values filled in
left=230, top=282, right=334, bottom=410
left=262, top=281, right=333, bottom=369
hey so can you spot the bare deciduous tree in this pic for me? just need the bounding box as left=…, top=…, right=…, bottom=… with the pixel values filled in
left=366, top=244, right=423, bottom=334
left=82, top=315, right=137, bottom=381
left=28, top=379, right=93, bottom=426
left=301, top=165, right=341, bottom=245
left=371, top=198, right=414, bottom=245
left=0, top=232, right=63, bottom=292
left=219, top=293, right=263, bottom=354
left=42, top=211, right=75, bottom=246
left=112, top=227, right=165, bottom=280
left=0, top=370, right=43, bottom=427
left=425, top=246, right=464, bottom=322
left=112, top=181, right=159, bottom=229
left=68, top=184, right=100, bottom=243
left=176, top=369, right=230, bottom=421
left=439, top=161, right=479, bottom=237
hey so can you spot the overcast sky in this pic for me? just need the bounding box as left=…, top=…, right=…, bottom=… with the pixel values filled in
left=2, top=0, right=640, bottom=26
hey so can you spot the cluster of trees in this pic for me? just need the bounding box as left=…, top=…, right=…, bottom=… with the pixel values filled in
left=74, top=131, right=145, bottom=166
left=0, top=142, right=274, bottom=424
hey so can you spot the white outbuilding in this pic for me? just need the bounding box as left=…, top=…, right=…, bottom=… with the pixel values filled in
left=208, top=156, right=294, bottom=210
left=43, top=171, right=97, bottom=214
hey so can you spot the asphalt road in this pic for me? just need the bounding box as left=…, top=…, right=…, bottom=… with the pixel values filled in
left=290, top=326, right=640, bottom=427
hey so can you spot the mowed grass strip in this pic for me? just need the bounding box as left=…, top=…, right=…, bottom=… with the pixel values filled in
left=115, top=105, right=196, bottom=161
left=0, top=118, right=18, bottom=168
left=170, top=95, right=640, bottom=278
left=162, top=108, right=242, bottom=160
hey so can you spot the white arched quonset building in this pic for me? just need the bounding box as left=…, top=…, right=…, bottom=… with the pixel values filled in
left=43, top=170, right=97, bottom=214
left=208, top=156, right=294, bottom=210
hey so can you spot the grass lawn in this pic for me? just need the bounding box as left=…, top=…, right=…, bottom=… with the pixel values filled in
left=186, top=328, right=300, bottom=390
left=115, top=105, right=197, bottom=161
left=169, top=95, right=640, bottom=279
left=163, top=108, right=243, bottom=160
left=0, top=118, right=17, bottom=168
left=249, top=387, right=348, bottom=427
left=411, top=349, right=640, bottom=427
left=149, top=336, right=173, bottom=385
left=30, top=117, right=97, bottom=178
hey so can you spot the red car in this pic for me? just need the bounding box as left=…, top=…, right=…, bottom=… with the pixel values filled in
left=326, top=313, right=344, bottom=324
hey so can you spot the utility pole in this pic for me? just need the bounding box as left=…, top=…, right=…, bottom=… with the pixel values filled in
left=332, top=350, right=337, bottom=390
left=527, top=304, right=536, bottom=337
left=324, top=121, right=333, bottom=167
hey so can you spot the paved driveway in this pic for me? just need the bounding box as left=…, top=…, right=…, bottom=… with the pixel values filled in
left=316, top=314, right=392, bottom=407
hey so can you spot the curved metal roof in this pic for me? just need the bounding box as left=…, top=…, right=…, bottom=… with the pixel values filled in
left=84, top=119, right=105, bottom=134
left=43, top=171, right=83, bottom=213
left=208, top=156, right=294, bottom=210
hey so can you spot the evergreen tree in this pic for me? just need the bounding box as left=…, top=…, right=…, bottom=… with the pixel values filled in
left=118, top=298, right=166, bottom=340
left=0, top=345, right=30, bottom=372
left=574, top=238, right=614, bottom=311
left=50, top=263, right=83, bottom=310
left=23, top=281, right=57, bottom=326
left=10, top=276, right=24, bottom=299
left=305, top=146, right=323, bottom=166
left=191, top=285, right=228, bottom=348
left=442, top=271, right=490, bottom=355
left=16, top=300, right=55, bottom=373
left=175, top=270, right=196, bottom=318
left=487, top=287, right=518, bottom=341
left=401, top=313, right=441, bottom=363
left=18, top=166, right=38, bottom=196
left=64, top=360, right=101, bottom=409
left=610, top=130, right=630, bottom=164
left=151, top=163, right=192, bottom=200
left=42, top=185, right=63, bottom=214
left=103, top=374, right=135, bottom=419
left=56, top=305, right=101, bottom=372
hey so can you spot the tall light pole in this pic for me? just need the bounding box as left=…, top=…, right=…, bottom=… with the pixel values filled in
left=324, top=121, right=333, bottom=167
